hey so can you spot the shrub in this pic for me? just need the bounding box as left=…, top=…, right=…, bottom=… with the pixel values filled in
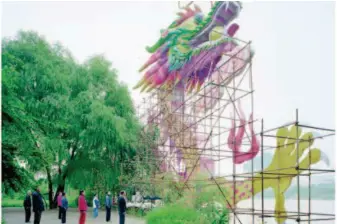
left=127, top=207, right=147, bottom=217
left=145, top=172, right=230, bottom=224
left=146, top=204, right=206, bottom=224
left=1, top=199, right=22, bottom=208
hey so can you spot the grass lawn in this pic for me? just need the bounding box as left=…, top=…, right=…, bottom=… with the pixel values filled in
left=2, top=184, right=80, bottom=208
left=1, top=199, right=22, bottom=208
left=2, top=196, right=79, bottom=208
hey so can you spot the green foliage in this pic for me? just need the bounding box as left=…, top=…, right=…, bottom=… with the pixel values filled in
left=2, top=31, right=152, bottom=203
left=1, top=147, right=34, bottom=194
left=146, top=173, right=230, bottom=224
left=127, top=207, right=147, bottom=217
left=2, top=185, right=88, bottom=208
left=147, top=205, right=206, bottom=224
left=2, top=31, right=75, bottom=193
left=1, top=199, right=22, bottom=208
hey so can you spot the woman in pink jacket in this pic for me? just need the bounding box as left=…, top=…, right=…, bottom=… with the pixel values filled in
left=78, top=190, right=87, bottom=224
left=57, top=192, right=63, bottom=220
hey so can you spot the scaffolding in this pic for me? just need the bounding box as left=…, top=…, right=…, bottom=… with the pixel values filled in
left=257, top=113, right=335, bottom=223
left=134, top=37, right=335, bottom=223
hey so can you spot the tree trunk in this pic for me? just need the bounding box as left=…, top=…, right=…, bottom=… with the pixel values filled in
left=53, top=184, right=65, bottom=207
left=46, top=166, right=54, bottom=209
left=52, top=141, right=78, bottom=207
left=53, top=169, right=67, bottom=208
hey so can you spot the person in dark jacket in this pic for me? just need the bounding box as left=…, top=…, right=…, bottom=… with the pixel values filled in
left=105, top=191, right=112, bottom=222
left=118, top=191, right=127, bottom=224
left=61, top=192, right=68, bottom=223
left=32, top=187, right=45, bottom=224
left=23, top=191, right=32, bottom=223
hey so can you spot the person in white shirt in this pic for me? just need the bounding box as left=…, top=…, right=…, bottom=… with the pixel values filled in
left=92, top=194, right=100, bottom=218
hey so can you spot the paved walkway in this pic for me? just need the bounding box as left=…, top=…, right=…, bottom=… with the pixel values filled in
left=2, top=207, right=145, bottom=224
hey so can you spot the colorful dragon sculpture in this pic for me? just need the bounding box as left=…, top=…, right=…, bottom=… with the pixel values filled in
left=134, top=1, right=243, bottom=93
left=135, top=1, right=257, bottom=166
left=135, top=2, right=329, bottom=223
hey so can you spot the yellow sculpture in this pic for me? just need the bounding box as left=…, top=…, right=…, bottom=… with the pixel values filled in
left=210, top=125, right=324, bottom=223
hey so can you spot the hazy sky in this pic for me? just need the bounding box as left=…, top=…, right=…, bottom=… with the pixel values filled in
left=2, top=1, right=335, bottom=173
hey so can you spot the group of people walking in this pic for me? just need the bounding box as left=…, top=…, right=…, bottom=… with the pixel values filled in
left=24, top=187, right=127, bottom=224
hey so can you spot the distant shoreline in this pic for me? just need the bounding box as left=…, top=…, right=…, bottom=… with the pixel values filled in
left=254, top=196, right=335, bottom=201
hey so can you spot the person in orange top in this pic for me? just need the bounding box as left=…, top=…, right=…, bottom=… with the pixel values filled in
left=78, top=190, right=87, bottom=224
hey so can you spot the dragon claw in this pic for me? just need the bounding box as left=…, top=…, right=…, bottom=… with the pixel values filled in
left=320, top=150, right=330, bottom=167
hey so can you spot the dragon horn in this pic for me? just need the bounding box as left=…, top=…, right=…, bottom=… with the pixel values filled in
left=140, top=82, right=152, bottom=93
left=177, top=12, right=184, bottom=17
left=185, top=7, right=193, bottom=14
left=139, top=64, right=147, bottom=73
left=191, top=79, right=198, bottom=92
left=139, top=50, right=162, bottom=72
left=194, top=4, right=202, bottom=12
left=173, top=75, right=182, bottom=86
left=139, top=61, right=156, bottom=73
left=187, top=87, right=193, bottom=95
left=146, top=84, right=157, bottom=93
left=133, top=78, right=146, bottom=90
left=195, top=82, right=202, bottom=93
left=186, top=79, right=192, bottom=90
left=162, top=81, right=169, bottom=90
left=144, top=84, right=156, bottom=93
left=162, top=83, right=169, bottom=91
left=190, top=82, right=196, bottom=93
left=187, top=81, right=194, bottom=94
left=168, top=79, right=175, bottom=87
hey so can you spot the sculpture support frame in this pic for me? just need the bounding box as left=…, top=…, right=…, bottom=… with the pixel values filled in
left=133, top=39, right=335, bottom=223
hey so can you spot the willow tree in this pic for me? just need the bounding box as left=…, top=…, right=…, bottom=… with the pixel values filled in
left=2, top=31, right=148, bottom=208
left=60, top=56, right=144, bottom=196
left=2, top=31, right=77, bottom=207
